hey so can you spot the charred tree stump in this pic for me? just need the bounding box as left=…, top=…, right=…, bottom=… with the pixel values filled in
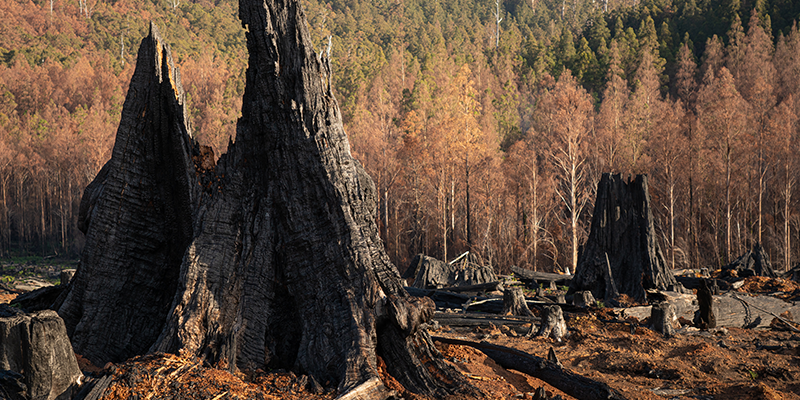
left=533, top=305, right=568, bottom=342
left=0, top=305, right=83, bottom=400
left=569, top=174, right=676, bottom=302
left=650, top=302, right=677, bottom=337
left=57, top=2, right=477, bottom=398
left=503, top=287, right=534, bottom=317
left=722, top=243, right=777, bottom=278
left=403, top=254, right=497, bottom=289
left=694, top=279, right=716, bottom=330
left=57, top=23, right=197, bottom=364
left=573, top=290, right=596, bottom=307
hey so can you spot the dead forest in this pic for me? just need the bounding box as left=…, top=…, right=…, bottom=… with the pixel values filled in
left=1, top=0, right=800, bottom=278
left=3, top=0, right=800, bottom=399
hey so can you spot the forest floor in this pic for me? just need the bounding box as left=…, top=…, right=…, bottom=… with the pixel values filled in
left=1, top=269, right=800, bottom=400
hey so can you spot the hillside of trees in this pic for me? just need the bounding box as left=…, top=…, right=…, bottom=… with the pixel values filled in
left=1, top=0, right=799, bottom=276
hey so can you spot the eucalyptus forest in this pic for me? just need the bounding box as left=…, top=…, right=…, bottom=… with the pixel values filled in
left=1, top=0, right=800, bottom=277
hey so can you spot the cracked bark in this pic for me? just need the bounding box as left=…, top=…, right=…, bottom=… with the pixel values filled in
left=58, top=1, right=475, bottom=398
left=569, top=174, right=677, bottom=302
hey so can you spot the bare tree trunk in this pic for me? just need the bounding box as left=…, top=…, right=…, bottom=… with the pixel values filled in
left=785, top=168, right=793, bottom=272
left=466, top=158, right=472, bottom=249
left=726, top=142, right=732, bottom=263
left=1, top=174, right=7, bottom=256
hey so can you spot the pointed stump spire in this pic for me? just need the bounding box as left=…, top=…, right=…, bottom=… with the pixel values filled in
left=59, top=4, right=477, bottom=399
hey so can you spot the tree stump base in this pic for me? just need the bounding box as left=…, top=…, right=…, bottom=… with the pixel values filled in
left=650, top=301, right=677, bottom=337
left=0, top=304, right=82, bottom=400
left=569, top=174, right=677, bottom=302
left=694, top=279, right=717, bottom=330
left=573, top=291, right=596, bottom=307
left=503, top=287, right=534, bottom=317
left=534, top=305, right=568, bottom=342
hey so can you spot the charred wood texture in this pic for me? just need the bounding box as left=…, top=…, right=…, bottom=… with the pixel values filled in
left=650, top=302, right=677, bottom=337
left=403, top=254, right=497, bottom=289
left=432, top=337, right=627, bottom=400
left=59, top=1, right=476, bottom=398
left=721, top=243, right=777, bottom=278
left=0, top=305, right=83, bottom=400
left=694, top=280, right=716, bottom=329
left=534, top=305, right=568, bottom=341
left=58, top=23, right=197, bottom=365
left=570, top=174, right=676, bottom=302
left=572, top=291, right=596, bottom=307
left=503, top=287, right=535, bottom=317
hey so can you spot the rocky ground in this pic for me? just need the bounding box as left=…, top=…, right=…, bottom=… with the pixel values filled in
left=2, top=270, right=800, bottom=400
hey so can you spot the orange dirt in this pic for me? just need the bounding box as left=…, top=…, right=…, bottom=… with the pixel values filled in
left=78, top=305, right=800, bottom=400
left=96, top=353, right=335, bottom=400
left=737, top=276, right=800, bottom=300
left=0, top=291, right=16, bottom=303
left=45, top=277, right=800, bottom=399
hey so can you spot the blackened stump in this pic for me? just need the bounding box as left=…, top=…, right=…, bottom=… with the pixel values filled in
left=59, top=1, right=477, bottom=398
left=57, top=23, right=196, bottom=365
left=569, top=174, right=676, bottom=302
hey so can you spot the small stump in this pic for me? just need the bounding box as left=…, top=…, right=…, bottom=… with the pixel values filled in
left=650, top=301, right=677, bottom=337
left=534, top=305, right=568, bottom=342
left=503, top=287, right=534, bottom=317
left=573, top=291, right=596, bottom=307
left=0, top=305, right=82, bottom=400
left=694, top=279, right=716, bottom=330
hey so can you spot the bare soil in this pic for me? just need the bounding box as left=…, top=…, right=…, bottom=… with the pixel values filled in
left=3, top=274, right=800, bottom=399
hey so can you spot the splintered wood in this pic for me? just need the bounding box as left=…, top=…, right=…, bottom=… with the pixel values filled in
left=98, top=354, right=335, bottom=400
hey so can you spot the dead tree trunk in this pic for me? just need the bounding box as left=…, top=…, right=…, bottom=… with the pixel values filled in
left=503, top=287, right=534, bottom=317
left=57, top=23, right=197, bottom=364
left=57, top=2, right=476, bottom=398
left=694, top=279, right=716, bottom=330
left=569, top=174, right=676, bottom=302
left=534, top=305, right=567, bottom=341
left=650, top=302, right=677, bottom=337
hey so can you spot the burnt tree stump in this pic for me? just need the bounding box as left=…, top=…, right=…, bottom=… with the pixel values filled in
left=573, top=290, right=596, bottom=307
left=403, top=254, right=496, bottom=289
left=650, top=302, right=677, bottom=337
left=569, top=174, right=676, bottom=302
left=694, top=279, right=716, bottom=330
left=722, top=243, right=777, bottom=278
left=0, top=305, right=82, bottom=400
left=55, top=2, right=478, bottom=398
left=534, top=305, right=568, bottom=342
left=502, top=287, right=534, bottom=317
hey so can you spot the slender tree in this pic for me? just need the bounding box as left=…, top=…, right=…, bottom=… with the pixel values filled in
left=536, top=70, right=593, bottom=274
left=697, top=67, right=749, bottom=263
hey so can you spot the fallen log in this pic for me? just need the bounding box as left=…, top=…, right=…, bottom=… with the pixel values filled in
left=440, top=281, right=503, bottom=293
left=510, top=266, right=572, bottom=286
left=731, top=294, right=800, bottom=333
left=432, top=337, right=627, bottom=400
left=432, top=312, right=536, bottom=329
left=618, top=291, right=800, bottom=330
left=406, top=287, right=585, bottom=315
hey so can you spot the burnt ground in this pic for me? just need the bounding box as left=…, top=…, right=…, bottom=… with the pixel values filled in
left=2, top=275, right=800, bottom=400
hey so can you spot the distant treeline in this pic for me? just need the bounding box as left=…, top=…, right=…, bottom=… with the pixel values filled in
left=1, top=0, right=799, bottom=276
